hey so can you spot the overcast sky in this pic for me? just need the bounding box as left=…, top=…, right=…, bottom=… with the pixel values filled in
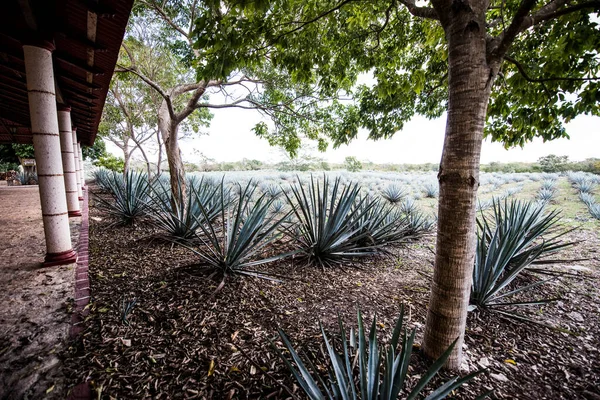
left=168, top=108, right=599, bottom=165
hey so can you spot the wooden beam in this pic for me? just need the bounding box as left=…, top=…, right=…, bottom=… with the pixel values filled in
left=55, top=30, right=108, bottom=52
left=80, top=0, right=117, bottom=17
left=57, top=74, right=102, bottom=90
left=54, top=53, right=105, bottom=75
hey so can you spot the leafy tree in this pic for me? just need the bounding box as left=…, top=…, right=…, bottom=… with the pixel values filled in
left=344, top=156, right=363, bottom=172
left=117, top=0, right=352, bottom=207
left=192, top=0, right=600, bottom=368
left=538, top=154, right=569, bottom=172
left=11, top=144, right=35, bottom=160
left=82, top=138, right=107, bottom=162
left=94, top=155, right=125, bottom=172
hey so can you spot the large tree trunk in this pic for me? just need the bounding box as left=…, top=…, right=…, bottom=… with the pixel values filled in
left=422, top=1, right=496, bottom=370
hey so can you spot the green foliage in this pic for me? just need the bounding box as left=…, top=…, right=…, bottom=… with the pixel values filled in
left=190, top=1, right=598, bottom=153
left=11, top=144, right=34, bottom=159
left=179, top=181, right=294, bottom=282
left=82, top=139, right=108, bottom=162
left=94, top=171, right=150, bottom=225
left=344, top=156, right=362, bottom=172
left=471, top=199, right=575, bottom=314
left=0, top=144, right=20, bottom=168
left=538, top=155, right=570, bottom=173
left=272, top=306, right=482, bottom=400
left=94, top=155, right=125, bottom=172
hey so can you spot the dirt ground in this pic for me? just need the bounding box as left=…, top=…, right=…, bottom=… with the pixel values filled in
left=0, top=182, right=80, bottom=399
left=62, top=187, right=600, bottom=399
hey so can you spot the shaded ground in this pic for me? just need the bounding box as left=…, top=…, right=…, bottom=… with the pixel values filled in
left=64, top=187, right=600, bottom=399
left=0, top=184, right=80, bottom=399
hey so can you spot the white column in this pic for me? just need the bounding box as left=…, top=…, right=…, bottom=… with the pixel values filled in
left=78, top=141, right=85, bottom=188
left=72, top=128, right=83, bottom=200
left=23, top=43, right=77, bottom=266
left=57, top=106, right=81, bottom=217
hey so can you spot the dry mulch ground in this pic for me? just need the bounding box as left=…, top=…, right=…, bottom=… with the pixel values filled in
left=63, top=188, right=600, bottom=399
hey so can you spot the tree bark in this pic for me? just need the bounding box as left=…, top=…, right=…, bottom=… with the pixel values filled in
left=158, top=103, right=186, bottom=209
left=423, top=0, right=496, bottom=370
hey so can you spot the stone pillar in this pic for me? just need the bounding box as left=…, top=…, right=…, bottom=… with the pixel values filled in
left=57, top=106, right=81, bottom=217
left=78, top=141, right=85, bottom=188
left=23, top=43, right=77, bottom=266
left=72, top=128, right=83, bottom=200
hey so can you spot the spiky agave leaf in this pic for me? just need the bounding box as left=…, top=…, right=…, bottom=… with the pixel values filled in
left=350, top=197, right=422, bottom=250
left=283, top=175, right=376, bottom=267
left=94, top=170, right=150, bottom=226
left=180, top=181, right=295, bottom=282
left=380, top=184, right=407, bottom=204
left=148, top=177, right=229, bottom=240
left=471, top=198, right=576, bottom=312
left=271, top=306, right=483, bottom=400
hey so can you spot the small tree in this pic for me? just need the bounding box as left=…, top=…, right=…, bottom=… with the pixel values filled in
left=344, top=156, right=363, bottom=172
left=538, top=154, right=569, bottom=172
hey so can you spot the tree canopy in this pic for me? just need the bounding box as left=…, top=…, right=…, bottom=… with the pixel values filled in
left=190, top=0, right=599, bottom=149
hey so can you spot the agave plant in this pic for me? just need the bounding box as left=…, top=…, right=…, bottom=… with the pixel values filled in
left=262, top=182, right=283, bottom=199
left=536, top=188, right=556, bottom=203
left=149, top=177, right=228, bottom=240
left=575, top=180, right=596, bottom=194
left=540, top=179, right=557, bottom=191
left=380, top=184, right=407, bottom=204
left=586, top=201, right=600, bottom=220
left=579, top=192, right=596, bottom=208
left=399, top=197, right=418, bottom=215
left=16, top=170, right=33, bottom=185
left=422, top=182, right=439, bottom=198
left=181, top=182, right=294, bottom=285
left=284, top=175, right=377, bottom=267
left=350, top=197, right=419, bottom=250
left=271, top=306, right=482, bottom=400
left=92, top=167, right=113, bottom=193
left=471, top=199, right=576, bottom=314
left=94, top=170, right=150, bottom=225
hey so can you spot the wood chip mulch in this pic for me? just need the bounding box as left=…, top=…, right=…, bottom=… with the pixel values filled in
left=62, top=190, right=600, bottom=399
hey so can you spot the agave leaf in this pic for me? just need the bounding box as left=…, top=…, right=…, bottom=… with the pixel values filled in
left=406, top=338, right=458, bottom=400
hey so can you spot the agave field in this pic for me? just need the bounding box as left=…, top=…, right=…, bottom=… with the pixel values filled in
left=63, top=169, right=600, bottom=399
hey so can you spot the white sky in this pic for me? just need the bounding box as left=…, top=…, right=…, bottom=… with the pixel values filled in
left=168, top=109, right=599, bottom=165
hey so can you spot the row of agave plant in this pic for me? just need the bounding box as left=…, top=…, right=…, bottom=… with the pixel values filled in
left=92, top=169, right=434, bottom=281
left=92, top=169, right=577, bottom=398
left=567, top=172, right=600, bottom=220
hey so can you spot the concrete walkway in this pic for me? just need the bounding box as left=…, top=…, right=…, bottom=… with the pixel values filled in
left=0, top=183, right=81, bottom=399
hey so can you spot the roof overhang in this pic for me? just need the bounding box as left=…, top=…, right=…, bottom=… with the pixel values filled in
left=0, top=0, right=134, bottom=146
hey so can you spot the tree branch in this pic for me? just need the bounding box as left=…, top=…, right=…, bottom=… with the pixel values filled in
left=505, top=55, right=600, bottom=83
left=116, top=43, right=177, bottom=121
left=488, top=0, right=539, bottom=61
left=140, top=0, right=191, bottom=40
left=528, top=0, right=600, bottom=25
left=398, top=0, right=440, bottom=19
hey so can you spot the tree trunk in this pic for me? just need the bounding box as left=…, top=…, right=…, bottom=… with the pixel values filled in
left=123, top=142, right=131, bottom=175
left=158, top=104, right=186, bottom=209
left=156, top=129, right=163, bottom=178
left=422, top=2, right=496, bottom=370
